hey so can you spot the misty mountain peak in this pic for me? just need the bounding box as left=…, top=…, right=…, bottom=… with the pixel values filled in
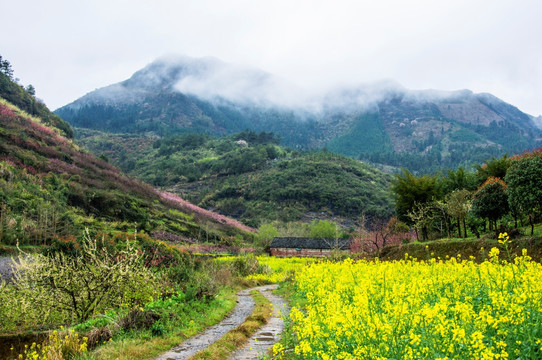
left=93, top=54, right=302, bottom=109
left=123, top=55, right=225, bottom=91
left=57, top=54, right=542, bottom=138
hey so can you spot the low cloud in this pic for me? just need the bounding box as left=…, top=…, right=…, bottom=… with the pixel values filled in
left=170, top=55, right=311, bottom=110
left=166, top=55, right=410, bottom=114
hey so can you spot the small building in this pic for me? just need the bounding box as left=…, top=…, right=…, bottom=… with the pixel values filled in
left=269, top=237, right=351, bottom=257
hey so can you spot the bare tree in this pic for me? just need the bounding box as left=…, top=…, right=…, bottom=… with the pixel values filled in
left=446, top=189, right=472, bottom=238
left=408, top=202, right=436, bottom=242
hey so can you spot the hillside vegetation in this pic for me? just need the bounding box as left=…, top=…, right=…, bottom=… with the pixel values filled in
left=0, top=83, right=252, bottom=248
left=77, top=130, right=394, bottom=227
left=0, top=64, right=73, bottom=138
left=0, top=58, right=262, bottom=360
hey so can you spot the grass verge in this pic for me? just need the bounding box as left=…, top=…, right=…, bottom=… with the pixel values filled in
left=79, top=288, right=237, bottom=360
left=379, top=227, right=542, bottom=262
left=188, top=289, right=272, bottom=360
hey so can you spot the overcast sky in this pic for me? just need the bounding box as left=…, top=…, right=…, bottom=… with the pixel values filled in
left=2, top=0, right=541, bottom=115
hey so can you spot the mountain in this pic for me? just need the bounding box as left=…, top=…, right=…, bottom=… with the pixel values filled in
left=55, top=55, right=542, bottom=173
left=75, top=130, right=394, bottom=227
left=0, top=70, right=253, bottom=247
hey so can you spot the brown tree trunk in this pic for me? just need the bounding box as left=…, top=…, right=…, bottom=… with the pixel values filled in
left=422, top=226, right=428, bottom=242
left=457, top=218, right=461, bottom=238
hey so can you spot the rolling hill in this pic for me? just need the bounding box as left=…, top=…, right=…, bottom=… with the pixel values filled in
left=76, top=130, right=394, bottom=227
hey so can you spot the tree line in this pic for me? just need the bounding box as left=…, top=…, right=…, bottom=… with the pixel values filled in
left=391, top=150, right=541, bottom=241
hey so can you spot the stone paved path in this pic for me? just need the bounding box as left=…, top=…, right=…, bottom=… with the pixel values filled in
left=228, top=284, right=286, bottom=360
left=0, top=256, right=16, bottom=281
left=154, top=285, right=285, bottom=360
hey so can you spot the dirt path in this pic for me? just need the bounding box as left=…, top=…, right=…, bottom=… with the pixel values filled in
left=227, top=284, right=287, bottom=360
left=154, top=285, right=286, bottom=360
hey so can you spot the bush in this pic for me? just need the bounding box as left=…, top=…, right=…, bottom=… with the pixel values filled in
left=118, top=308, right=160, bottom=331
left=184, top=270, right=220, bottom=300
left=233, top=254, right=260, bottom=277
left=7, top=230, right=160, bottom=326
left=160, top=255, right=226, bottom=301
left=11, top=329, right=88, bottom=360
left=41, top=235, right=81, bottom=257
left=310, top=220, right=339, bottom=239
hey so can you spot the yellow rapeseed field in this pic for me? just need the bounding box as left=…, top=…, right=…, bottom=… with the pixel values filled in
left=274, top=234, right=542, bottom=359
left=217, top=255, right=317, bottom=283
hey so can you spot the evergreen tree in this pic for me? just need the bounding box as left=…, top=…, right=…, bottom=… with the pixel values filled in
left=471, top=177, right=509, bottom=237
left=391, top=169, right=440, bottom=224
left=505, top=149, right=542, bottom=235
left=0, top=55, right=14, bottom=79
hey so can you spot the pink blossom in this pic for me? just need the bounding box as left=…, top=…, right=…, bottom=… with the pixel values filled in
left=157, top=190, right=255, bottom=233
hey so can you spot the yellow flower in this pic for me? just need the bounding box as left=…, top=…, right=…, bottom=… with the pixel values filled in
left=489, top=247, right=500, bottom=259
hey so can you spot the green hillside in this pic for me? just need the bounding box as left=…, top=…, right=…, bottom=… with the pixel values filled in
left=0, top=83, right=252, bottom=248
left=0, top=68, right=73, bottom=138
left=327, top=112, right=393, bottom=156
left=77, top=130, right=394, bottom=227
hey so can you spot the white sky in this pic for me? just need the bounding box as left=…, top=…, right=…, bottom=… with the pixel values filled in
left=1, top=0, right=541, bottom=115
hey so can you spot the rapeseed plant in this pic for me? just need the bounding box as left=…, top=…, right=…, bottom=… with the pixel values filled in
left=274, top=235, right=542, bottom=359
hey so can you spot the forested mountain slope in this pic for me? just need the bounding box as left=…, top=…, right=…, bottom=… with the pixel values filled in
left=56, top=55, right=542, bottom=173
left=77, top=130, right=394, bottom=227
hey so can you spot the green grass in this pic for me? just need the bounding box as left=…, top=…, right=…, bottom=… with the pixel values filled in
left=380, top=223, right=542, bottom=262
left=77, top=288, right=237, bottom=360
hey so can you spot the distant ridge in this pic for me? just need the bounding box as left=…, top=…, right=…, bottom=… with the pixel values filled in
left=56, top=55, right=542, bottom=173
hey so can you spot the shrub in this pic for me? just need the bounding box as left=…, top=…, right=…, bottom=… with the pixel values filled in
left=10, top=230, right=160, bottom=324
left=85, top=326, right=113, bottom=349
left=232, top=253, right=260, bottom=277
left=11, top=329, right=88, bottom=360
left=184, top=270, right=220, bottom=300
left=160, top=255, right=225, bottom=301
left=41, top=235, right=81, bottom=257
left=310, top=219, right=339, bottom=239
left=118, top=308, right=160, bottom=331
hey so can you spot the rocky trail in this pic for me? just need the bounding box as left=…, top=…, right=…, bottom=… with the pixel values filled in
left=0, top=256, right=15, bottom=281
left=227, top=285, right=287, bottom=360
left=154, top=284, right=286, bottom=360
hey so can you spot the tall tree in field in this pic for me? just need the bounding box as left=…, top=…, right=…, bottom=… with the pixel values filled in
left=505, top=149, right=542, bottom=235
left=471, top=177, right=509, bottom=237
left=407, top=202, right=436, bottom=241
left=446, top=189, right=472, bottom=238
left=442, top=167, right=477, bottom=194
left=392, top=169, right=440, bottom=225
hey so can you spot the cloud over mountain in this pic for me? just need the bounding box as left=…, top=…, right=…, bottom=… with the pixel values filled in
left=56, top=55, right=542, bottom=174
